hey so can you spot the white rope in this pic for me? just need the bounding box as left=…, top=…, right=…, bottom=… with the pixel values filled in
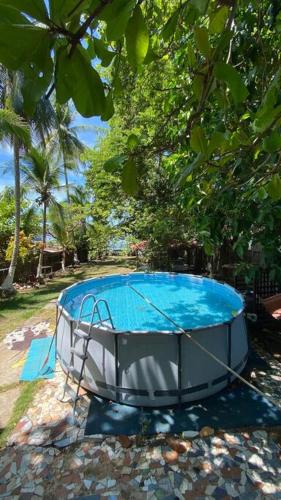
left=127, top=283, right=280, bottom=408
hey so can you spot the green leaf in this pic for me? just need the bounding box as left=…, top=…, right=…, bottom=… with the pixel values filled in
left=0, top=0, right=48, bottom=22
left=177, top=153, right=205, bottom=186
left=254, top=105, right=281, bottom=133
left=55, top=46, right=72, bottom=104
left=100, top=0, right=136, bottom=41
left=204, top=240, right=213, bottom=256
left=267, top=174, right=281, bottom=201
left=257, top=187, right=268, bottom=200
left=0, top=108, right=30, bottom=146
left=122, top=159, right=138, bottom=195
left=253, top=69, right=281, bottom=132
left=94, top=38, right=116, bottom=67
left=209, top=6, right=229, bottom=34
left=186, top=42, right=196, bottom=66
left=49, top=0, right=89, bottom=24
left=207, top=131, right=225, bottom=154
left=190, top=0, right=208, bottom=14
left=161, top=8, right=180, bottom=41
left=194, top=27, right=211, bottom=59
left=0, top=24, right=49, bottom=70
left=260, top=68, right=281, bottom=112
left=55, top=46, right=106, bottom=117
left=0, top=4, right=29, bottom=23
left=127, top=134, right=139, bottom=149
left=214, top=62, right=248, bottom=104
left=101, top=91, right=114, bottom=121
left=126, top=5, right=149, bottom=68
left=192, top=75, right=204, bottom=100
left=104, top=154, right=126, bottom=172
left=190, top=126, right=208, bottom=155
left=143, top=44, right=158, bottom=64
left=22, top=63, right=53, bottom=116
left=20, top=30, right=53, bottom=115
left=263, top=131, right=281, bottom=153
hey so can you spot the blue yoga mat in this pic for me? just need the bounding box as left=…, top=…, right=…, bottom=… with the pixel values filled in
left=20, top=337, right=56, bottom=381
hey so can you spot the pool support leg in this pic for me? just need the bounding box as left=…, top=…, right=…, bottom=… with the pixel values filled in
left=227, top=322, right=232, bottom=384
left=114, top=333, right=120, bottom=403
left=177, top=333, right=182, bottom=408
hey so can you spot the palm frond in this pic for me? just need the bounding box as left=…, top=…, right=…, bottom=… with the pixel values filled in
left=0, top=108, right=30, bottom=146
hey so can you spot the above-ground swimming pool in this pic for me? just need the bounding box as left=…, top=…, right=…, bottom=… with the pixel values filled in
left=57, top=273, right=248, bottom=407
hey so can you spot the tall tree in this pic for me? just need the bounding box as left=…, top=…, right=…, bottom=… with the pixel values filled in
left=0, top=68, right=56, bottom=293
left=21, top=148, right=62, bottom=279
left=49, top=205, right=73, bottom=272
left=0, top=107, right=30, bottom=294
left=50, top=104, right=84, bottom=203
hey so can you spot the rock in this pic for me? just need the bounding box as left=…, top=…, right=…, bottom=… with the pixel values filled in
left=199, top=426, right=214, bottom=438
left=182, top=430, right=199, bottom=439
left=83, top=479, right=92, bottom=490
left=252, top=430, right=267, bottom=440
left=225, top=483, right=239, bottom=497
left=166, top=437, right=191, bottom=454
left=163, top=450, right=179, bottom=464
left=107, top=479, right=116, bottom=488
left=118, top=435, right=132, bottom=448
left=200, top=461, right=213, bottom=473
left=248, top=453, right=264, bottom=468
left=205, top=484, right=216, bottom=495
left=259, top=482, right=277, bottom=494
left=28, top=430, right=50, bottom=446
left=34, top=485, right=44, bottom=496
left=224, top=433, right=241, bottom=445
left=14, top=416, right=33, bottom=435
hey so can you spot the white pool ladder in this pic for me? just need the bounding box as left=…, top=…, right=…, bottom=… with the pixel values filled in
left=60, top=293, right=114, bottom=424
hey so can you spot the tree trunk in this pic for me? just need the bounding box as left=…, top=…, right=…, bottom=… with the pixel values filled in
left=64, top=162, right=70, bottom=204
left=61, top=249, right=66, bottom=272
left=37, top=201, right=47, bottom=279
left=63, top=158, right=80, bottom=264
left=73, top=249, right=80, bottom=265
left=0, top=138, right=21, bottom=294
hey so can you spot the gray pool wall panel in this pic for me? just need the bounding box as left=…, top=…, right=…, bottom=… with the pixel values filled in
left=57, top=307, right=248, bottom=407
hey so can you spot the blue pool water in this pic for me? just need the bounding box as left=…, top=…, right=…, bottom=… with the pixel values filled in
left=62, top=273, right=243, bottom=332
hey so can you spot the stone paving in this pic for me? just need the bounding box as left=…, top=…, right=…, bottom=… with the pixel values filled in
left=0, top=327, right=281, bottom=498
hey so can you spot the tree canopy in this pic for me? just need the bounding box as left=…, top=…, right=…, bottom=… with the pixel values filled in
left=1, top=0, right=281, bottom=281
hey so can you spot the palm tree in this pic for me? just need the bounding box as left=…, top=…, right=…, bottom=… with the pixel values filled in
left=70, top=186, right=90, bottom=263
left=0, top=108, right=30, bottom=294
left=0, top=68, right=56, bottom=293
left=50, top=104, right=84, bottom=203
left=49, top=206, right=73, bottom=272
left=21, top=148, right=62, bottom=279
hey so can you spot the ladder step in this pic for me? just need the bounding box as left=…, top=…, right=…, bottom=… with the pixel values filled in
left=65, top=364, right=75, bottom=373
left=73, top=328, right=90, bottom=339
left=70, top=347, right=88, bottom=360
left=63, top=383, right=83, bottom=402
left=99, top=321, right=113, bottom=329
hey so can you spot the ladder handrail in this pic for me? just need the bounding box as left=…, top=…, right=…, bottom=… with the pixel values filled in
left=61, top=294, right=114, bottom=424
left=77, top=294, right=115, bottom=333
left=92, top=298, right=115, bottom=330
left=77, top=293, right=101, bottom=322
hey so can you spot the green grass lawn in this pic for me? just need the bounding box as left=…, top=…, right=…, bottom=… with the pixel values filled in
left=0, top=258, right=136, bottom=340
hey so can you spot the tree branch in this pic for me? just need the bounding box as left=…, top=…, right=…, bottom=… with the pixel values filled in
left=69, top=0, right=114, bottom=56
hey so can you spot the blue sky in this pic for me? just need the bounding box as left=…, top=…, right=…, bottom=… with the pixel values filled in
left=0, top=114, right=106, bottom=190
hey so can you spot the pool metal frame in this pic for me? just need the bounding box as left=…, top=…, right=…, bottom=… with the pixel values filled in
left=56, top=272, right=248, bottom=408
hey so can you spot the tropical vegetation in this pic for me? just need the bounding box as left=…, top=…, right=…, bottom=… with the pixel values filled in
left=0, top=0, right=281, bottom=295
